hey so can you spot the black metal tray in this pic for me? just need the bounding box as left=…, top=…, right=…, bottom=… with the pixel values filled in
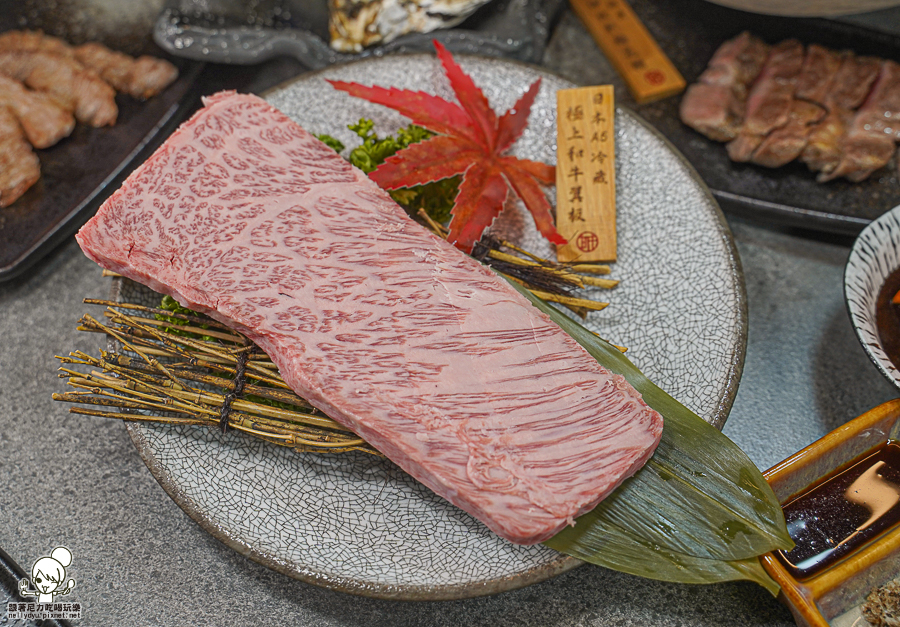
left=0, top=4, right=204, bottom=281
left=626, top=0, right=900, bottom=234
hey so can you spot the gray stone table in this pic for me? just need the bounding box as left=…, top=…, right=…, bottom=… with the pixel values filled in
left=2, top=8, right=900, bottom=627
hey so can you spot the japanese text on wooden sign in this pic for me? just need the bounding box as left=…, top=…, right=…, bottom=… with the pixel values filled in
left=569, top=0, right=685, bottom=104
left=556, top=85, right=616, bottom=263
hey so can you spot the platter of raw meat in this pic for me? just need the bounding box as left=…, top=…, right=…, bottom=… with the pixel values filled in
left=116, top=52, right=748, bottom=599
left=618, top=0, right=900, bottom=233
left=681, top=34, right=894, bottom=184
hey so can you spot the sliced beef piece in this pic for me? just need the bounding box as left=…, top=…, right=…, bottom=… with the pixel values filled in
left=679, top=83, right=742, bottom=142
left=831, top=54, right=882, bottom=110
left=0, top=51, right=117, bottom=127
left=725, top=40, right=804, bottom=161
left=795, top=44, right=842, bottom=105
left=0, top=106, right=40, bottom=207
left=851, top=60, right=900, bottom=141
left=75, top=91, right=665, bottom=546
left=801, top=104, right=851, bottom=174
left=821, top=61, right=900, bottom=182
left=725, top=132, right=763, bottom=162
left=698, top=31, right=769, bottom=98
left=819, top=131, right=895, bottom=182
left=0, top=30, right=70, bottom=56
left=0, top=74, right=75, bottom=148
left=748, top=43, right=837, bottom=169
left=796, top=51, right=881, bottom=176
left=679, top=32, right=768, bottom=141
left=741, top=39, right=804, bottom=137
left=751, top=99, right=827, bottom=168
left=73, top=43, right=178, bottom=100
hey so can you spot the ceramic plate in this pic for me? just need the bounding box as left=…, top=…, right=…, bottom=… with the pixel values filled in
left=119, top=54, right=747, bottom=600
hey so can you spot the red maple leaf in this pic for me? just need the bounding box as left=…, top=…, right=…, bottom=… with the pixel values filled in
left=327, top=41, right=566, bottom=253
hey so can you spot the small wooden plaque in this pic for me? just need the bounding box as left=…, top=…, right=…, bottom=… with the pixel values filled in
left=569, top=0, right=686, bottom=105
left=556, top=85, right=616, bottom=263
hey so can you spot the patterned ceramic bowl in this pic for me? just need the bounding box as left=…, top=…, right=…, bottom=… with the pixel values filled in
left=845, top=204, right=900, bottom=391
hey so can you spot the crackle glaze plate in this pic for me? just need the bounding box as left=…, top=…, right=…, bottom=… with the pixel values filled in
left=120, top=54, right=748, bottom=600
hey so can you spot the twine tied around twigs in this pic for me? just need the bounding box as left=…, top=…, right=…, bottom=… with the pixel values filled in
left=220, top=344, right=250, bottom=433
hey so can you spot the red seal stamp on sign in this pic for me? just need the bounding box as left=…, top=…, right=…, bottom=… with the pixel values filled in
left=644, top=69, right=665, bottom=85
left=575, top=231, right=599, bottom=253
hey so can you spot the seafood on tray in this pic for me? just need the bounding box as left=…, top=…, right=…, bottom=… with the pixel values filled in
left=680, top=31, right=900, bottom=183
left=0, top=30, right=179, bottom=208
left=328, top=0, right=492, bottom=52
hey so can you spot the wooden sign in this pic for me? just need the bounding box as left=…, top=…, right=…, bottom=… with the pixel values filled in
left=556, top=85, right=616, bottom=263
left=569, top=0, right=686, bottom=104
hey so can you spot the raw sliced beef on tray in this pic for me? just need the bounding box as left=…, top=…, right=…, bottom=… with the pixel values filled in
left=75, top=91, right=664, bottom=545
left=681, top=32, right=900, bottom=182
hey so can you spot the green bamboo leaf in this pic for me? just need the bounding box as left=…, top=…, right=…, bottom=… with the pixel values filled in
left=552, top=520, right=781, bottom=596
left=508, top=285, right=792, bottom=572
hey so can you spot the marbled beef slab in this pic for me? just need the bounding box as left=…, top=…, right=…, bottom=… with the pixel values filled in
left=75, top=91, right=664, bottom=545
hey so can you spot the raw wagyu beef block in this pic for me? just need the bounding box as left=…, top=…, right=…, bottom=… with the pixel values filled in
left=76, top=91, right=664, bottom=545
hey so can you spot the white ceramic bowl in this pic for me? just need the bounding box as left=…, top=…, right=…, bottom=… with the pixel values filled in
left=845, top=204, right=900, bottom=390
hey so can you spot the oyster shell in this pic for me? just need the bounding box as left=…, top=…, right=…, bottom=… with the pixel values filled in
left=328, top=0, right=494, bottom=52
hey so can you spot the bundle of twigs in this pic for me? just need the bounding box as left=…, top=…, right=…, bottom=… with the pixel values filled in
left=54, top=300, right=380, bottom=455
left=418, top=210, right=618, bottom=319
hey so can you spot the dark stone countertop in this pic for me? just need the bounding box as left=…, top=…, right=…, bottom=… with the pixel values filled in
left=2, top=6, right=900, bottom=626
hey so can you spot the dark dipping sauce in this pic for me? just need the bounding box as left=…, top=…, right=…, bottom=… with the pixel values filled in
left=876, top=268, right=900, bottom=370
left=775, top=441, right=900, bottom=579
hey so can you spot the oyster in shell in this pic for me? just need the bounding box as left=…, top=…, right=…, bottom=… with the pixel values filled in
left=328, top=0, right=493, bottom=52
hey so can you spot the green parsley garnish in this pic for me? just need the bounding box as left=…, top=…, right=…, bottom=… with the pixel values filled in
left=318, top=118, right=459, bottom=224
